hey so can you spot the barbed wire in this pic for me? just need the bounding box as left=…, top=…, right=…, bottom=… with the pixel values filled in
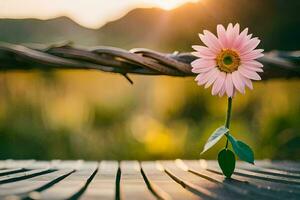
left=0, top=42, right=299, bottom=83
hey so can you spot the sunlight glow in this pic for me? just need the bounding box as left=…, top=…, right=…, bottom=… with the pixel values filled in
left=152, top=0, right=200, bottom=10
left=199, top=159, right=208, bottom=169
left=0, top=0, right=200, bottom=29
left=175, top=159, right=189, bottom=171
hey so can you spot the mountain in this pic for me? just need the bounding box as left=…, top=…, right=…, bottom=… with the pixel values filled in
left=0, top=0, right=299, bottom=51
left=0, top=17, right=97, bottom=45
left=96, top=0, right=300, bottom=51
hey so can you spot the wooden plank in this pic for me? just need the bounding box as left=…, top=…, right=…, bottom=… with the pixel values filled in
left=35, top=161, right=98, bottom=200
left=0, top=168, right=27, bottom=177
left=0, top=161, right=48, bottom=177
left=231, top=168, right=300, bottom=185
left=0, top=159, right=298, bottom=199
left=120, top=161, right=155, bottom=200
left=79, top=161, right=118, bottom=200
left=26, top=161, right=51, bottom=169
left=182, top=160, right=288, bottom=200
left=0, top=161, right=6, bottom=169
left=203, top=161, right=300, bottom=198
left=160, top=160, right=250, bottom=200
left=236, top=162, right=300, bottom=179
left=0, top=169, right=53, bottom=184
left=258, top=160, right=300, bottom=168
left=50, top=160, right=84, bottom=170
left=0, top=169, right=74, bottom=197
left=4, top=160, right=36, bottom=168
left=141, top=161, right=202, bottom=200
left=208, top=167, right=300, bottom=195
left=255, top=161, right=300, bottom=174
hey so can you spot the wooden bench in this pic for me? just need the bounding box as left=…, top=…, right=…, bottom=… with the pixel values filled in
left=0, top=160, right=299, bottom=199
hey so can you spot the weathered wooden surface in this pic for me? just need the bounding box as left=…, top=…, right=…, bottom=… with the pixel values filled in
left=0, top=160, right=299, bottom=200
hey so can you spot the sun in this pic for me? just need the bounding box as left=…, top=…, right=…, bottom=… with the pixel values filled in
left=152, top=0, right=200, bottom=10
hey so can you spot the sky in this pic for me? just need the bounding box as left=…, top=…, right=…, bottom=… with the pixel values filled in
left=0, top=0, right=199, bottom=29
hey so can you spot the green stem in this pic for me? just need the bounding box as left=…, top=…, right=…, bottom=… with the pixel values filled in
left=225, top=97, right=232, bottom=149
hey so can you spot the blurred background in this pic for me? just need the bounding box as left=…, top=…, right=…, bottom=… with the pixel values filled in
left=0, top=0, right=299, bottom=160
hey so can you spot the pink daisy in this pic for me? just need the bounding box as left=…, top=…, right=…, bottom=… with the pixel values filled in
left=191, top=23, right=264, bottom=97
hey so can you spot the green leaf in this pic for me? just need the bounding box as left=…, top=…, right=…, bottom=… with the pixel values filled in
left=218, top=148, right=236, bottom=178
left=227, top=133, right=254, bottom=164
left=201, top=126, right=229, bottom=154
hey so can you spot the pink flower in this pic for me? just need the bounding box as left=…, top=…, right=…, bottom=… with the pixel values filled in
left=191, top=23, right=264, bottom=97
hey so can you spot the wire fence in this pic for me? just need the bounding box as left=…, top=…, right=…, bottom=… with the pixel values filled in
left=0, top=42, right=299, bottom=83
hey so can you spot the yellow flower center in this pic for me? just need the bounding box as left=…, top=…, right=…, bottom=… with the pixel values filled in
left=216, top=49, right=240, bottom=73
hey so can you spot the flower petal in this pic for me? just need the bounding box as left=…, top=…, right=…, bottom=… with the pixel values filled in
left=217, top=24, right=227, bottom=48
left=243, top=64, right=263, bottom=72
left=238, top=66, right=262, bottom=80
left=241, top=60, right=263, bottom=68
left=227, top=23, right=241, bottom=49
left=204, top=69, right=220, bottom=88
left=232, top=71, right=245, bottom=94
left=203, top=30, right=222, bottom=51
left=191, top=45, right=216, bottom=59
left=219, top=84, right=226, bottom=97
left=240, top=37, right=261, bottom=55
left=240, top=75, right=253, bottom=90
left=199, top=33, right=219, bottom=53
left=246, top=34, right=253, bottom=40
left=229, top=23, right=240, bottom=48
left=191, top=59, right=216, bottom=69
left=212, top=71, right=226, bottom=95
left=192, top=65, right=214, bottom=73
left=233, top=27, right=248, bottom=49
left=225, top=23, right=234, bottom=48
left=195, top=68, right=218, bottom=85
left=195, top=73, right=206, bottom=85
left=240, top=49, right=264, bottom=61
left=233, top=23, right=240, bottom=38
left=225, top=73, right=234, bottom=97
